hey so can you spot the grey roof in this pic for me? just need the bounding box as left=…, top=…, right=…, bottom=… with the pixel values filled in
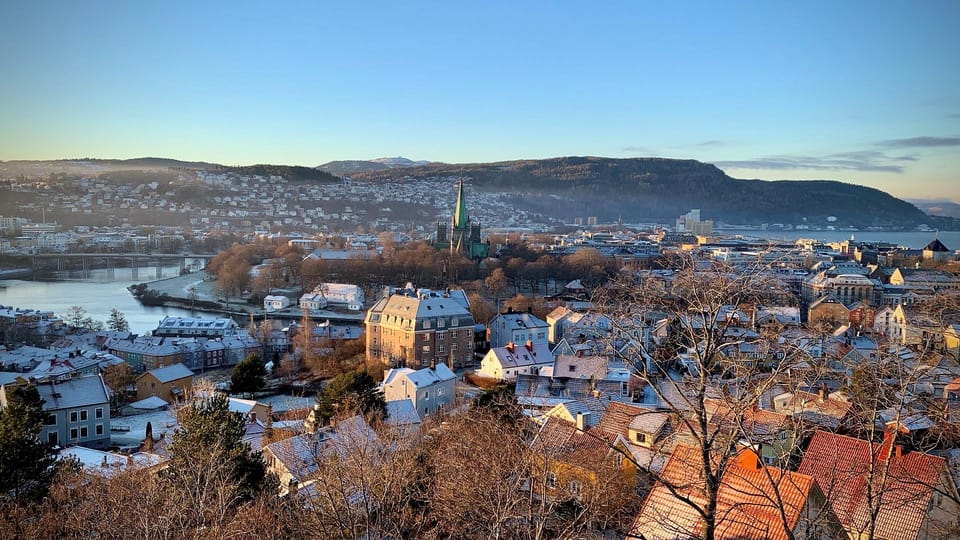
left=385, top=399, right=421, bottom=426
left=145, top=363, right=193, bottom=383
left=490, top=311, right=549, bottom=331
left=404, top=363, right=456, bottom=387
left=487, top=343, right=553, bottom=369
left=35, top=374, right=110, bottom=410
left=128, top=395, right=169, bottom=409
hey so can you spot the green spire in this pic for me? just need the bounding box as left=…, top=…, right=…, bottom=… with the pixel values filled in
left=454, top=178, right=469, bottom=229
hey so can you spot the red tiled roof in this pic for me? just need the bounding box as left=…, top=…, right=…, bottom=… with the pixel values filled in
left=632, top=444, right=815, bottom=540
left=797, top=430, right=946, bottom=540
left=530, top=417, right=609, bottom=462
left=596, top=401, right=648, bottom=440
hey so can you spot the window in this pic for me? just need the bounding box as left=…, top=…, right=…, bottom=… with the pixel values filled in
left=80, top=410, right=88, bottom=421
left=452, top=342, right=458, bottom=351
left=70, top=428, right=78, bottom=440
left=569, top=480, right=582, bottom=498
left=422, top=391, right=430, bottom=401
left=634, top=432, right=647, bottom=443
left=438, top=332, right=445, bottom=341
left=423, top=320, right=431, bottom=329
left=423, top=345, right=430, bottom=353
left=80, top=427, right=88, bottom=438
left=70, top=411, right=78, bottom=423
left=438, top=344, right=446, bottom=353
left=438, top=318, right=445, bottom=328
left=48, top=432, right=58, bottom=445
left=545, top=472, right=556, bottom=489
left=569, top=365, right=576, bottom=372
left=96, top=424, right=104, bottom=436
left=451, top=318, right=459, bottom=326
left=45, top=414, right=56, bottom=426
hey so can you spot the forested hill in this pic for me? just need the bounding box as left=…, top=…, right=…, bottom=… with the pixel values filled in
left=352, top=156, right=930, bottom=227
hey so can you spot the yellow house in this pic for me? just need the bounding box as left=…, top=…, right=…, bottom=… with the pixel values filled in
left=135, top=363, right=193, bottom=403
left=945, top=324, right=960, bottom=360
left=530, top=417, right=638, bottom=506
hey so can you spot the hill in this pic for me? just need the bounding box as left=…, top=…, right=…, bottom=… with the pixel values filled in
left=317, top=156, right=431, bottom=175
left=352, top=156, right=932, bottom=227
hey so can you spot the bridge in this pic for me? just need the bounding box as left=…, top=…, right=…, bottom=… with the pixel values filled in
left=29, top=252, right=211, bottom=279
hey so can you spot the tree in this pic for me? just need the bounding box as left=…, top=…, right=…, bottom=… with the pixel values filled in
left=485, top=267, right=508, bottom=309
left=0, top=385, right=57, bottom=502
left=598, top=255, right=824, bottom=540
left=106, top=308, right=130, bottom=332
left=64, top=305, right=88, bottom=328
left=101, top=363, right=135, bottom=406
left=166, top=391, right=274, bottom=528
left=314, top=370, right=386, bottom=426
left=231, top=353, right=266, bottom=397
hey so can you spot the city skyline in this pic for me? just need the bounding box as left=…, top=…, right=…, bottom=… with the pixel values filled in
left=2, top=1, right=958, bottom=200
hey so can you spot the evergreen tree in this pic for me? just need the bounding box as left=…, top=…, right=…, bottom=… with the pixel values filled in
left=314, top=370, right=386, bottom=426
left=231, top=353, right=266, bottom=397
left=0, top=385, right=57, bottom=502
left=166, top=392, right=273, bottom=505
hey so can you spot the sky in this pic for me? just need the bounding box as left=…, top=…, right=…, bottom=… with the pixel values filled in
left=1, top=1, right=958, bottom=200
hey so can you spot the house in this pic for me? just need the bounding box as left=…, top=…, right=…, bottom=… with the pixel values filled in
left=0, top=375, right=112, bottom=449
left=632, top=444, right=838, bottom=540
left=226, top=396, right=271, bottom=422
left=263, top=415, right=377, bottom=495
left=298, top=292, right=327, bottom=311
left=58, top=446, right=166, bottom=478
left=263, top=295, right=291, bottom=311
left=530, top=416, right=636, bottom=503
left=476, top=341, right=553, bottom=381
left=545, top=307, right=612, bottom=345
left=922, top=239, right=952, bottom=263
left=487, top=309, right=549, bottom=348
left=798, top=428, right=960, bottom=540
left=946, top=324, right=960, bottom=360
left=380, top=362, right=456, bottom=419
left=772, top=387, right=852, bottom=431
left=807, top=295, right=850, bottom=327
left=135, top=363, right=193, bottom=402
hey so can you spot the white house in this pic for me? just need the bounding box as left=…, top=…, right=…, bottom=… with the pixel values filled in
left=298, top=293, right=327, bottom=311
left=477, top=341, right=553, bottom=381
left=263, top=295, right=291, bottom=311
left=380, top=362, right=456, bottom=419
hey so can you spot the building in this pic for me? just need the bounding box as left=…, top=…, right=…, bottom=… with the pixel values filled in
left=487, top=309, right=549, bottom=349
left=675, top=208, right=713, bottom=236
left=476, top=341, right=553, bottom=381
left=632, top=444, right=838, bottom=540
left=365, top=288, right=476, bottom=369
left=380, top=362, right=456, bottom=419
left=153, top=316, right=241, bottom=338
left=798, top=429, right=959, bottom=540
left=922, top=238, right=952, bottom=263
left=263, top=295, right=291, bottom=311
left=0, top=375, right=112, bottom=449
left=434, top=179, right=489, bottom=260
left=135, top=363, right=193, bottom=402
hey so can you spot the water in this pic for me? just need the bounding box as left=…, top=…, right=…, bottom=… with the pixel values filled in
left=0, top=266, right=199, bottom=335
left=717, top=229, right=960, bottom=250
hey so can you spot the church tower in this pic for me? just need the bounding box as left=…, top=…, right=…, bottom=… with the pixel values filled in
left=434, top=178, right=489, bottom=260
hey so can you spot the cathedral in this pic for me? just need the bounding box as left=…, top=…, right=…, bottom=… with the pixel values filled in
left=434, top=179, right=489, bottom=260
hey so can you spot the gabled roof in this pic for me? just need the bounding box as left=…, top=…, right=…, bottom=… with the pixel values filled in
left=797, top=430, right=947, bottom=540
left=924, top=239, right=950, bottom=252
left=33, top=374, right=111, bottom=410
left=142, top=363, right=193, bottom=383
left=530, top=416, right=609, bottom=462
left=633, top=444, right=817, bottom=540
left=486, top=343, right=553, bottom=369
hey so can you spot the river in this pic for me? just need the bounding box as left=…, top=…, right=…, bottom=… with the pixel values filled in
left=0, top=266, right=200, bottom=335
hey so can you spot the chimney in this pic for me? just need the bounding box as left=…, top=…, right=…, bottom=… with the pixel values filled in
left=430, top=358, right=436, bottom=370
left=878, top=423, right=904, bottom=461
left=576, top=349, right=584, bottom=358
left=576, top=411, right=591, bottom=431
left=525, top=340, right=533, bottom=351
left=819, top=383, right=828, bottom=401
left=506, top=342, right=514, bottom=353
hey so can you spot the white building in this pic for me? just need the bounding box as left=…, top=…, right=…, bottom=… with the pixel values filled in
left=263, top=295, right=291, bottom=311
left=477, top=341, right=553, bottom=381
left=307, top=283, right=365, bottom=311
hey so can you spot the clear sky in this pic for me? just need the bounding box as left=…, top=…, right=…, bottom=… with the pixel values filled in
left=1, top=1, right=958, bottom=200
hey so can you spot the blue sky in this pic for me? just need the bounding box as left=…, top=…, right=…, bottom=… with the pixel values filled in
left=1, top=1, right=958, bottom=200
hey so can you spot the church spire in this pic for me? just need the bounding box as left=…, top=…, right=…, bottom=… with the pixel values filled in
left=454, top=178, right=469, bottom=229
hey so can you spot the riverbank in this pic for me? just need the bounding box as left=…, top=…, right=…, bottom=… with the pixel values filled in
left=136, top=272, right=365, bottom=324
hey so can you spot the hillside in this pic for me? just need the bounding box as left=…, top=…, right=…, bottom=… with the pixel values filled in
left=317, top=156, right=432, bottom=175
left=352, top=156, right=931, bottom=227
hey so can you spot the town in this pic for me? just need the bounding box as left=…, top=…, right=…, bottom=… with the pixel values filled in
left=2, top=179, right=960, bottom=539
